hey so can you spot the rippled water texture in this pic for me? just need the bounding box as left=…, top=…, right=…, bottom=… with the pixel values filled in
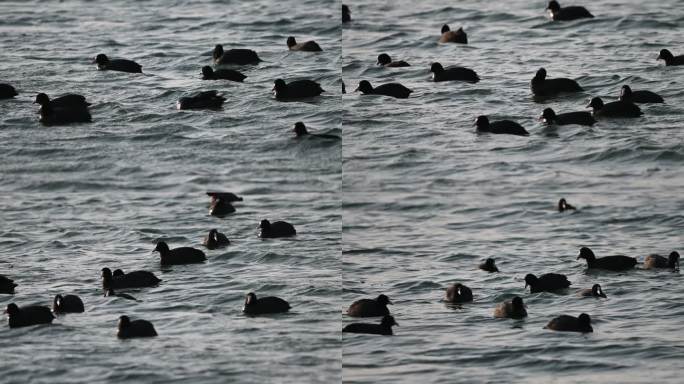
left=1, top=0, right=341, bottom=383
left=343, top=0, right=683, bottom=383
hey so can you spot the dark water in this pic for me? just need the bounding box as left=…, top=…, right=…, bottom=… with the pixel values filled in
left=343, top=0, right=683, bottom=383
left=0, top=0, right=341, bottom=383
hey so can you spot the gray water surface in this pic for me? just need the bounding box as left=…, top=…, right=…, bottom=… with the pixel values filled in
left=1, top=1, right=341, bottom=383
left=343, top=1, right=683, bottom=383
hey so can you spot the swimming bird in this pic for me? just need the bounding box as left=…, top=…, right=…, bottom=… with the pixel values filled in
left=558, top=198, right=576, bottom=212
left=101, top=267, right=160, bottom=292
left=207, top=191, right=243, bottom=203
left=293, top=122, right=341, bottom=140
left=39, top=103, right=92, bottom=125
left=0, top=83, right=18, bottom=99
left=587, top=97, right=642, bottom=118
left=475, top=116, right=529, bottom=136
left=439, top=24, right=467, bottom=43
left=430, top=62, right=479, bottom=83
left=546, top=1, right=593, bottom=21
left=644, top=251, right=680, bottom=270
left=343, top=315, right=397, bottom=335
left=213, top=44, right=261, bottom=65
left=479, top=258, right=499, bottom=272
left=203, top=229, right=230, bottom=250
left=258, top=219, right=296, bottom=238
left=273, top=79, right=324, bottom=99
left=6, top=303, right=54, bottom=328
left=34, top=93, right=91, bottom=109
left=445, top=283, right=473, bottom=303
left=52, top=294, right=85, bottom=314
left=377, top=53, right=410, bottom=67
left=154, top=241, right=206, bottom=265
left=347, top=294, right=392, bottom=317
left=342, top=4, right=351, bottom=22
left=201, top=66, right=246, bottom=82
left=577, top=284, right=607, bottom=298
left=355, top=80, right=412, bottom=99
left=177, top=90, right=225, bottom=110
left=545, top=313, right=593, bottom=333
left=657, top=49, right=684, bottom=66
left=93, top=54, right=142, bottom=73
left=525, top=273, right=571, bottom=293
left=286, top=36, right=322, bottom=52
left=618, top=85, right=664, bottom=104
left=577, top=247, right=637, bottom=271
left=0, top=275, right=17, bottom=294
left=493, top=296, right=527, bottom=319
left=242, top=292, right=291, bottom=315
left=541, top=108, right=595, bottom=126
left=209, top=196, right=236, bottom=217
left=531, top=68, right=583, bottom=97
left=117, top=315, right=157, bottom=338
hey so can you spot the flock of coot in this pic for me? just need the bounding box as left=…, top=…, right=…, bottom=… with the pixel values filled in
left=1, top=23, right=333, bottom=336
left=2, top=191, right=299, bottom=337
left=341, top=2, right=681, bottom=336
left=344, top=1, right=681, bottom=138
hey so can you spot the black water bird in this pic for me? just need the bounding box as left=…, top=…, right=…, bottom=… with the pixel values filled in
left=657, top=49, right=684, bottom=66
left=101, top=267, right=160, bottom=292
left=577, top=247, right=637, bottom=271
left=342, top=4, right=351, bottom=23
left=93, top=54, right=142, bottom=73
left=0, top=275, right=17, bottom=294
left=546, top=313, right=593, bottom=333
left=531, top=68, right=582, bottom=97
left=286, top=36, right=322, bottom=52
left=475, top=116, right=529, bottom=136
left=377, top=53, right=410, bottom=67
left=203, top=229, right=230, bottom=250
left=525, top=273, right=571, bottom=293
left=201, top=66, right=246, bottom=82
left=273, top=79, right=324, bottom=99
left=479, top=258, right=499, bottom=272
left=117, top=315, right=157, bottom=338
left=541, top=108, right=595, bottom=126
left=6, top=303, right=54, bottom=328
left=430, top=62, right=479, bottom=83
left=177, top=90, right=225, bottom=110
left=0, top=84, right=18, bottom=99
left=213, top=44, right=261, bottom=65
left=355, top=80, right=412, bottom=99
left=52, top=294, right=85, bottom=313
left=258, top=219, right=296, bottom=238
left=242, top=292, right=290, bottom=315
left=558, top=198, right=576, bottom=212
left=546, top=1, right=593, bottom=21
left=619, top=85, right=664, bottom=104
left=154, top=241, right=206, bottom=265
left=343, top=315, right=397, bottom=335
left=293, top=122, right=340, bottom=140
left=586, top=97, right=642, bottom=118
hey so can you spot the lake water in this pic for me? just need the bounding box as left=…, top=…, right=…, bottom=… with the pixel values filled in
left=343, top=0, right=683, bottom=383
left=0, top=0, right=341, bottom=383
left=1, top=0, right=683, bottom=383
